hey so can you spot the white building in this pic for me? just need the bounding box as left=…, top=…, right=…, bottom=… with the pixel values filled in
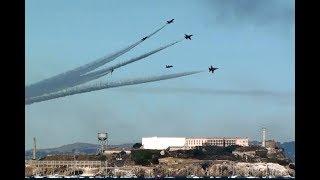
left=142, top=136, right=249, bottom=150
left=185, top=137, right=249, bottom=147
left=142, top=137, right=186, bottom=150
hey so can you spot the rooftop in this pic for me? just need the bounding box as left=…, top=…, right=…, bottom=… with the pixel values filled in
left=186, top=137, right=248, bottom=139
left=142, top=136, right=248, bottom=139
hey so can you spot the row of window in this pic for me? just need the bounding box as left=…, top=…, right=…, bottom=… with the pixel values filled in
left=187, top=140, right=204, bottom=145
left=186, top=143, right=235, bottom=147
left=186, top=140, right=236, bottom=143
left=207, top=142, right=236, bottom=145
left=186, top=140, right=237, bottom=146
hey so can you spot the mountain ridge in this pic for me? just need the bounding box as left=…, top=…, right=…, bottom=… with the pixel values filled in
left=25, top=142, right=134, bottom=159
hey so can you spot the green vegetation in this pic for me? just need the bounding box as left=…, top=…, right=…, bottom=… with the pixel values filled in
left=131, top=149, right=161, bottom=166
left=235, top=145, right=263, bottom=152
left=169, top=145, right=240, bottom=160
left=255, top=149, right=268, bottom=158
left=132, top=143, right=143, bottom=149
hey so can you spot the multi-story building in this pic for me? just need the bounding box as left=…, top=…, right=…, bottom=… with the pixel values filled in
left=186, top=137, right=249, bottom=147
left=142, top=136, right=249, bottom=150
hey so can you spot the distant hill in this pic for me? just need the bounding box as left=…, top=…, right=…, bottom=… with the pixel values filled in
left=280, top=141, right=295, bottom=162
left=25, top=142, right=134, bottom=160
left=249, top=140, right=261, bottom=146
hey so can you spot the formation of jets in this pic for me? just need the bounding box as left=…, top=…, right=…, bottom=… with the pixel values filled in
left=142, top=19, right=174, bottom=41
left=142, top=19, right=218, bottom=75
left=165, top=65, right=219, bottom=75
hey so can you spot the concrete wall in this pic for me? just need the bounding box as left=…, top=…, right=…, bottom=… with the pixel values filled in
left=265, top=140, right=278, bottom=149
left=235, top=138, right=249, bottom=146
left=142, top=137, right=186, bottom=150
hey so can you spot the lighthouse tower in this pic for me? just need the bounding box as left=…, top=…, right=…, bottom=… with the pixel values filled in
left=262, top=128, right=266, bottom=147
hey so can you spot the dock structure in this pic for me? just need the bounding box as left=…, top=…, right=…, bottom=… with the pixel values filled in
left=26, top=160, right=103, bottom=168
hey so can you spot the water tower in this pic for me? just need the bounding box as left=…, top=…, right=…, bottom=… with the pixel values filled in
left=97, top=132, right=108, bottom=155
left=97, top=131, right=109, bottom=176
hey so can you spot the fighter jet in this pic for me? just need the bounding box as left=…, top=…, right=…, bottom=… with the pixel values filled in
left=184, top=34, right=193, bottom=40
left=141, top=36, right=148, bottom=41
left=167, top=19, right=174, bottom=24
left=209, top=65, right=218, bottom=73
left=165, top=65, right=173, bottom=68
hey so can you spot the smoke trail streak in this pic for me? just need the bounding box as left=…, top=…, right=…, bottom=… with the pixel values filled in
left=111, top=87, right=293, bottom=98
left=64, top=39, right=183, bottom=88
left=81, top=40, right=182, bottom=79
left=145, top=23, right=167, bottom=38
left=62, top=23, right=168, bottom=77
left=25, top=71, right=203, bottom=105
left=26, top=23, right=168, bottom=98
left=26, top=39, right=181, bottom=98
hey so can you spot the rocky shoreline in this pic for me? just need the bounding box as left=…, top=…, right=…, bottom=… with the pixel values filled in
left=152, top=158, right=295, bottom=177
left=26, top=158, right=295, bottom=178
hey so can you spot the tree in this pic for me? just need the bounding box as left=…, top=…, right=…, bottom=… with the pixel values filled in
left=132, top=143, right=142, bottom=149
left=131, top=149, right=160, bottom=166
left=120, top=150, right=127, bottom=156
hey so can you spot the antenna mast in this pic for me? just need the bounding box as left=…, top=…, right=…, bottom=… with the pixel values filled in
left=32, top=137, right=37, bottom=160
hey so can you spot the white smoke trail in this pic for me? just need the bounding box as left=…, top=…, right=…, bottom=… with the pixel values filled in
left=26, top=39, right=182, bottom=98
left=112, top=87, right=293, bottom=97
left=56, top=40, right=183, bottom=90
left=25, top=70, right=203, bottom=105
left=145, top=23, right=167, bottom=38
left=80, top=39, right=183, bottom=80
left=26, top=23, right=169, bottom=98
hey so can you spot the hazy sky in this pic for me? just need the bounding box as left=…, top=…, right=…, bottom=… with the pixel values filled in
left=25, top=0, right=295, bottom=149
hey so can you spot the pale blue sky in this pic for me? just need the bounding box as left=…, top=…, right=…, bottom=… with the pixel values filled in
left=25, top=0, right=294, bottom=149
